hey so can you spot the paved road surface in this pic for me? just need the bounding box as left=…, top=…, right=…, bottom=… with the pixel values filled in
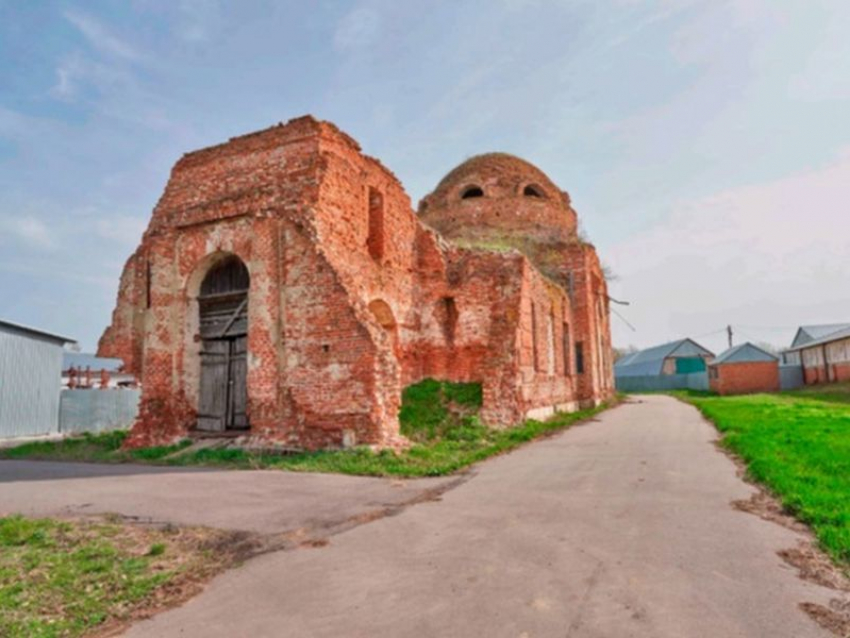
left=0, top=459, right=456, bottom=535
left=118, top=395, right=834, bottom=637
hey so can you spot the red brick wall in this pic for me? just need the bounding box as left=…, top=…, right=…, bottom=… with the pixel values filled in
left=100, top=116, right=615, bottom=449
left=709, top=361, right=780, bottom=395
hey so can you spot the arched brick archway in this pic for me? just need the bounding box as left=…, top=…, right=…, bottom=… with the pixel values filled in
left=191, top=254, right=251, bottom=432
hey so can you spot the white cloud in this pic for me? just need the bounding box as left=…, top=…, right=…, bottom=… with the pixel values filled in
left=95, top=215, right=147, bottom=245
left=175, top=0, right=223, bottom=43
left=0, top=215, right=57, bottom=250
left=64, top=10, right=141, bottom=61
left=50, top=54, right=85, bottom=101
left=333, top=6, right=382, bottom=52
left=606, top=149, right=850, bottom=349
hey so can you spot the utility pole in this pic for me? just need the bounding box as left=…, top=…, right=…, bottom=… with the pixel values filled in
left=727, top=324, right=733, bottom=348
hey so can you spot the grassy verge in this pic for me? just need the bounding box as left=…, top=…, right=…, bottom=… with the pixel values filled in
left=0, top=514, right=233, bottom=638
left=783, top=380, right=850, bottom=405
left=0, top=430, right=192, bottom=464
left=675, top=386, right=850, bottom=565
left=1, top=380, right=617, bottom=477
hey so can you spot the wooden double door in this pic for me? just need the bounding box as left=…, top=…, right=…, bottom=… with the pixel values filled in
left=198, top=334, right=248, bottom=431
left=197, top=256, right=250, bottom=432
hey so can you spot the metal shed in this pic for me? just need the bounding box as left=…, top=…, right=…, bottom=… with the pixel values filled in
left=0, top=319, right=76, bottom=438
left=614, top=338, right=714, bottom=392
left=614, top=338, right=714, bottom=377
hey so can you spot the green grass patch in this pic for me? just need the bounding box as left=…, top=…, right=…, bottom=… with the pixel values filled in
left=783, top=380, right=850, bottom=405
left=1, top=430, right=128, bottom=462
left=0, top=431, right=191, bottom=464
left=161, top=399, right=610, bottom=477
left=399, top=378, right=483, bottom=442
left=0, top=515, right=183, bottom=637
left=0, top=380, right=616, bottom=478
left=675, top=390, right=850, bottom=565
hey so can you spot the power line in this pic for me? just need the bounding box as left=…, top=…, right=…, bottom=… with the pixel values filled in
left=734, top=324, right=798, bottom=332
left=611, top=307, right=636, bottom=332
left=691, top=327, right=728, bottom=339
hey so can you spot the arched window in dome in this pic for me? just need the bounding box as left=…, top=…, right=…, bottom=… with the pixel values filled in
left=523, top=184, right=546, bottom=198
left=460, top=185, right=484, bottom=199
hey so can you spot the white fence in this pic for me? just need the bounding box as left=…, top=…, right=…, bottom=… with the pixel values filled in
left=58, top=389, right=140, bottom=434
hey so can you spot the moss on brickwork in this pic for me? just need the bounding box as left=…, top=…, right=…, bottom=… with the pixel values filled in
left=399, top=379, right=483, bottom=442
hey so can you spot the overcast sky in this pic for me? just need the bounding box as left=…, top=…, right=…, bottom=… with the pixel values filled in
left=1, top=0, right=848, bottom=354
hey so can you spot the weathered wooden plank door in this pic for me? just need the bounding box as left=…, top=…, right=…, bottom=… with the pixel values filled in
left=196, top=256, right=250, bottom=432
left=228, top=335, right=248, bottom=429
left=198, top=339, right=229, bottom=431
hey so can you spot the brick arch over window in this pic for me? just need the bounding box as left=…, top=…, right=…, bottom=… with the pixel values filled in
left=523, top=183, right=546, bottom=198
left=460, top=185, right=484, bottom=199
left=368, top=299, right=396, bottom=329
left=200, top=255, right=250, bottom=297
left=368, top=299, right=399, bottom=357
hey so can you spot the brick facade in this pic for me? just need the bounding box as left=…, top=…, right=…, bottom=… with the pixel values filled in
left=99, top=116, right=614, bottom=450
left=709, top=361, right=780, bottom=395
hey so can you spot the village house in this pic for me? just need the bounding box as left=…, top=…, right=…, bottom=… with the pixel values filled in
left=98, top=116, right=614, bottom=450
left=708, top=342, right=780, bottom=395
left=783, top=323, right=850, bottom=385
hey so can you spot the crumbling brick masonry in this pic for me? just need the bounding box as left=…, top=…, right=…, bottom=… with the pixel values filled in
left=99, top=116, right=615, bottom=449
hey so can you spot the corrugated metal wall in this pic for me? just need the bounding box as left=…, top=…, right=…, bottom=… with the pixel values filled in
left=615, top=372, right=709, bottom=393
left=0, top=326, right=64, bottom=438
left=779, top=364, right=804, bottom=390
left=59, top=389, right=140, bottom=434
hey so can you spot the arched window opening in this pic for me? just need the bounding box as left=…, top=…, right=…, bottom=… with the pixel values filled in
left=547, top=311, right=555, bottom=376
left=531, top=303, right=540, bottom=372
left=575, top=341, right=585, bottom=374
left=440, top=297, right=459, bottom=345
left=368, top=299, right=396, bottom=330
left=368, top=299, right=399, bottom=355
left=523, top=184, right=545, bottom=198
left=367, top=187, right=385, bottom=261
left=145, top=259, right=152, bottom=309
left=460, top=185, right=484, bottom=199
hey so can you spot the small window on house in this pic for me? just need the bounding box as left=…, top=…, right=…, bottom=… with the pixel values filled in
left=367, top=187, right=384, bottom=261
left=531, top=303, right=540, bottom=372
left=575, top=341, right=585, bottom=374
left=523, top=184, right=545, bottom=198
left=562, top=322, right=571, bottom=375
left=460, top=185, right=484, bottom=199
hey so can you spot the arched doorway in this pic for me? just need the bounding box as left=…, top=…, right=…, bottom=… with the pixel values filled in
left=197, top=256, right=250, bottom=432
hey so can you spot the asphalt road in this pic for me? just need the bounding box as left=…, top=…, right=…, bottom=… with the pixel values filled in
left=0, top=459, right=456, bottom=535
left=114, top=395, right=835, bottom=637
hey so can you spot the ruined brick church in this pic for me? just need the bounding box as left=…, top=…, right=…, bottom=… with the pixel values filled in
left=99, top=116, right=614, bottom=449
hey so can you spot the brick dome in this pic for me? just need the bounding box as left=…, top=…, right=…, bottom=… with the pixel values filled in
left=418, top=153, right=578, bottom=245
